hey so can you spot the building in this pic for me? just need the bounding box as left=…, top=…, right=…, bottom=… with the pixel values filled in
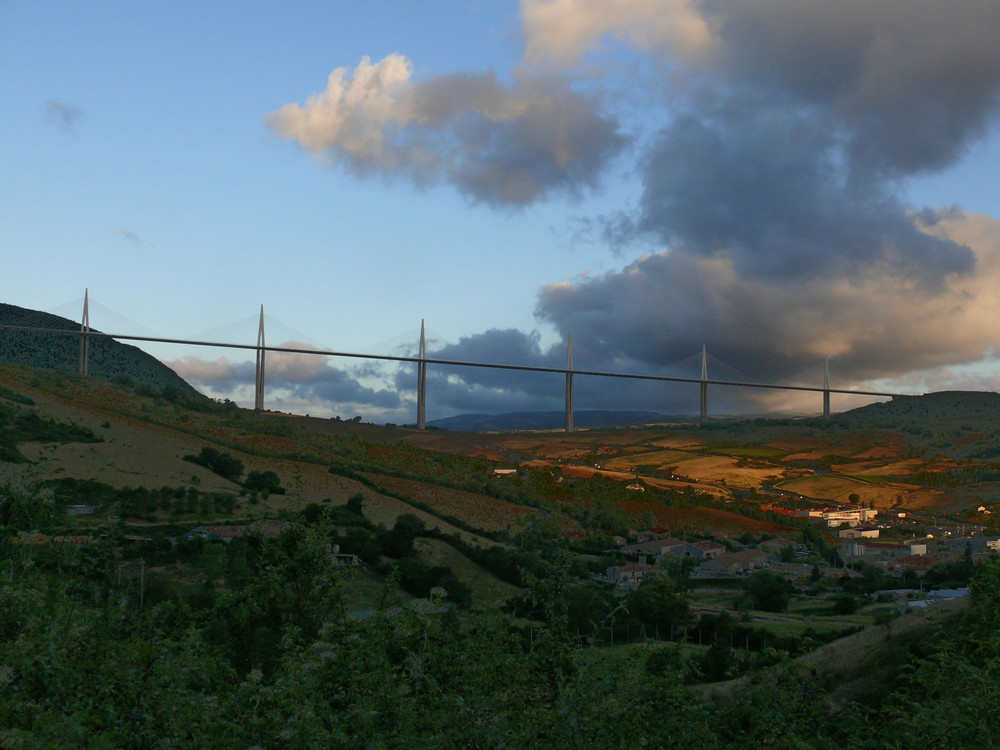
left=698, top=548, right=766, bottom=575
left=822, top=507, right=878, bottom=527
left=692, top=540, right=726, bottom=559
left=839, top=526, right=880, bottom=540
left=189, top=519, right=288, bottom=541
left=601, top=563, right=664, bottom=591
left=840, top=539, right=927, bottom=560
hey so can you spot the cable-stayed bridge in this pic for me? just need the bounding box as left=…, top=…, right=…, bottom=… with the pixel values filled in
left=0, top=292, right=907, bottom=431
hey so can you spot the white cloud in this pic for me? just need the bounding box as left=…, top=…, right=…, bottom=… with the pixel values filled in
left=520, top=0, right=715, bottom=68
left=266, top=54, right=414, bottom=163
left=267, top=54, right=626, bottom=206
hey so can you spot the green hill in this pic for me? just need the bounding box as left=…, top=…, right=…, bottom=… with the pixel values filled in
left=0, top=302, right=200, bottom=396
left=838, top=390, right=1000, bottom=421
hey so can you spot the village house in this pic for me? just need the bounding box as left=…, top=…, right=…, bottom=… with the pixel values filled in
left=692, top=540, right=726, bottom=559
left=772, top=562, right=816, bottom=580
left=698, top=548, right=767, bottom=575
left=600, top=563, right=665, bottom=591
left=634, top=528, right=671, bottom=543
left=188, top=519, right=288, bottom=541
left=759, top=537, right=796, bottom=555
left=821, top=507, right=878, bottom=527
left=840, top=538, right=927, bottom=561
left=839, top=526, right=880, bottom=540
left=329, top=543, right=360, bottom=566
left=622, top=538, right=683, bottom=558
left=622, top=538, right=706, bottom=561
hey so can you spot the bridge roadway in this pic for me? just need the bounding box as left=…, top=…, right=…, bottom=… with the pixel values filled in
left=0, top=323, right=905, bottom=430
left=0, top=323, right=903, bottom=399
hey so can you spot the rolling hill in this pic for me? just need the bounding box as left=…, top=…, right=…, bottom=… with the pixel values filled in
left=0, top=302, right=201, bottom=396
left=838, top=390, right=1000, bottom=421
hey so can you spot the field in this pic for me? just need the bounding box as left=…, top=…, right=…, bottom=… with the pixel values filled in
left=364, top=473, right=540, bottom=532
left=775, top=474, right=928, bottom=508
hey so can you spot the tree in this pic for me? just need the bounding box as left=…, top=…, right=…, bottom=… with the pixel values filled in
left=346, top=492, right=365, bottom=515
left=244, top=470, right=283, bottom=495
left=744, top=569, right=793, bottom=612
left=628, top=575, right=691, bottom=637
left=833, top=593, right=858, bottom=615
left=381, top=514, right=425, bottom=558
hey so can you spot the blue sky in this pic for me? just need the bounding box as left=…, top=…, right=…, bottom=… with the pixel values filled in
left=5, top=1, right=1000, bottom=422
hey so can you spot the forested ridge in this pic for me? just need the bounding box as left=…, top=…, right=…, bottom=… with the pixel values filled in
left=0, top=303, right=199, bottom=397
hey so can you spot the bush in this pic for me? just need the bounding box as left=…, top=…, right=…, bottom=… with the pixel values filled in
left=833, top=593, right=859, bottom=615
left=744, top=570, right=794, bottom=613
left=183, top=447, right=244, bottom=482
left=244, top=470, right=283, bottom=495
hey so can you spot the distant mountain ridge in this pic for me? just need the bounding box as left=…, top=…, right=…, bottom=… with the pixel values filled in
left=427, top=410, right=692, bottom=431
left=433, top=392, right=1000, bottom=432
left=0, top=302, right=200, bottom=395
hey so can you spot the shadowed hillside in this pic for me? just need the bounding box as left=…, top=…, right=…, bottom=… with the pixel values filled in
left=0, top=302, right=200, bottom=397
left=838, top=391, right=1000, bottom=421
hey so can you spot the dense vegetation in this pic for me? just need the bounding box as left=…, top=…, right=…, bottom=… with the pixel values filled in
left=1, top=494, right=999, bottom=748
left=0, top=403, right=102, bottom=463
left=0, top=302, right=202, bottom=397
left=5, top=357, right=1000, bottom=745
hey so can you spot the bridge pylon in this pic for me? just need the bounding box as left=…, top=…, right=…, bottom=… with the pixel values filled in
left=78, top=289, right=90, bottom=377
left=417, top=320, right=427, bottom=429
left=823, top=356, right=831, bottom=420
left=565, top=334, right=574, bottom=433
left=254, top=305, right=265, bottom=411
left=700, top=344, right=708, bottom=424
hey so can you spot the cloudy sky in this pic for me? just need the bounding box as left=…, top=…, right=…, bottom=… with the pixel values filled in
left=5, top=1, right=1000, bottom=422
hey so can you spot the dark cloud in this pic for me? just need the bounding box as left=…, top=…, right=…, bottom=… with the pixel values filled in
left=705, top=0, right=1000, bottom=176
left=392, top=327, right=722, bottom=417
left=537, top=211, right=1000, bottom=392
left=44, top=100, right=83, bottom=131
left=519, top=1, right=1000, bottom=408
left=392, top=328, right=562, bottom=415
left=168, top=348, right=400, bottom=412
left=635, top=102, right=975, bottom=283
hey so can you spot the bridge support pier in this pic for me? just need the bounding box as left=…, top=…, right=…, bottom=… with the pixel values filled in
left=417, top=320, right=427, bottom=429
left=823, top=356, right=830, bottom=420
left=565, top=334, right=574, bottom=433
left=254, top=305, right=265, bottom=411
left=78, top=289, right=90, bottom=377
left=699, top=344, right=708, bottom=424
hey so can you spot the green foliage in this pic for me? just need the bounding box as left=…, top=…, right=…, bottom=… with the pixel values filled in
left=244, top=469, right=284, bottom=494
left=183, top=446, right=245, bottom=482
left=0, top=404, right=102, bottom=462
left=395, top=558, right=472, bottom=607
left=4, top=519, right=1000, bottom=747
left=380, top=513, right=425, bottom=558
left=0, top=302, right=204, bottom=398
left=833, top=592, right=859, bottom=615
left=744, top=569, right=794, bottom=612
left=627, top=575, right=691, bottom=635
left=0, top=385, right=33, bottom=405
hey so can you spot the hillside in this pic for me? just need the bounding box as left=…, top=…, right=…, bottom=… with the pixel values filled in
left=838, top=390, right=1000, bottom=421
left=0, top=302, right=200, bottom=396
left=3, top=362, right=1000, bottom=746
